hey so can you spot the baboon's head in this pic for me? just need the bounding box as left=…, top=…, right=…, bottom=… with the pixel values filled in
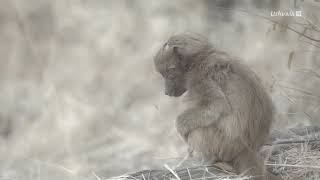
left=154, top=33, right=211, bottom=97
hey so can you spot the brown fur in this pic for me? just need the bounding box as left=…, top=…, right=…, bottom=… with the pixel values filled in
left=154, top=33, right=282, bottom=180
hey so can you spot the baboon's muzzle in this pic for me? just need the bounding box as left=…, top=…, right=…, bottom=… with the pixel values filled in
left=164, top=79, right=186, bottom=97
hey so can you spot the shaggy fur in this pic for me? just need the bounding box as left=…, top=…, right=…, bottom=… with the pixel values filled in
left=154, top=33, right=282, bottom=180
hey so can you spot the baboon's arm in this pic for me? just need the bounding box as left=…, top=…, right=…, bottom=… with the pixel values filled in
left=175, top=98, right=230, bottom=141
left=175, top=62, right=233, bottom=141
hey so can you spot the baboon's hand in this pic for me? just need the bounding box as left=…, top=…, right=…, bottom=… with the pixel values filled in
left=176, top=107, right=216, bottom=141
left=176, top=100, right=230, bottom=142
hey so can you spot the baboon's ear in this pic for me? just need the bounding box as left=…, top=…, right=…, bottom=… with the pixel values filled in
left=173, top=46, right=191, bottom=70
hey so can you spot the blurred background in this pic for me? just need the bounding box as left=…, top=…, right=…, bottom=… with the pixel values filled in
left=0, top=0, right=319, bottom=179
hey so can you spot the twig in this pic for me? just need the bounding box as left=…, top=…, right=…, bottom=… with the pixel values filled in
left=174, top=151, right=192, bottom=170
left=293, top=68, right=320, bottom=79
left=265, top=138, right=320, bottom=146
left=276, top=84, right=314, bottom=96
left=266, top=163, right=320, bottom=169
left=164, top=164, right=182, bottom=180
left=274, top=81, right=315, bottom=122
left=92, top=172, right=102, bottom=180
left=141, top=174, right=146, bottom=180
left=187, top=168, right=193, bottom=180
left=302, top=16, right=320, bottom=32
left=300, top=39, right=320, bottom=48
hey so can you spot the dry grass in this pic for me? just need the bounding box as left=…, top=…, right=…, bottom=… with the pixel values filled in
left=110, top=130, right=320, bottom=180
left=268, top=143, right=320, bottom=179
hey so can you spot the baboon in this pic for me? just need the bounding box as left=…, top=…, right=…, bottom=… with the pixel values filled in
left=154, top=33, right=281, bottom=180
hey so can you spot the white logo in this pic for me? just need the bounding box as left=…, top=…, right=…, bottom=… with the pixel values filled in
left=296, top=11, right=302, bottom=16
left=270, top=10, right=303, bottom=17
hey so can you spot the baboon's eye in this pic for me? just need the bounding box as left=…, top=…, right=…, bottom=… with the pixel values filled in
left=173, top=47, right=183, bottom=61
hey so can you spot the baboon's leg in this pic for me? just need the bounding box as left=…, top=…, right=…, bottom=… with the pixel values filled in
left=231, top=150, right=282, bottom=180
left=231, top=150, right=263, bottom=179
